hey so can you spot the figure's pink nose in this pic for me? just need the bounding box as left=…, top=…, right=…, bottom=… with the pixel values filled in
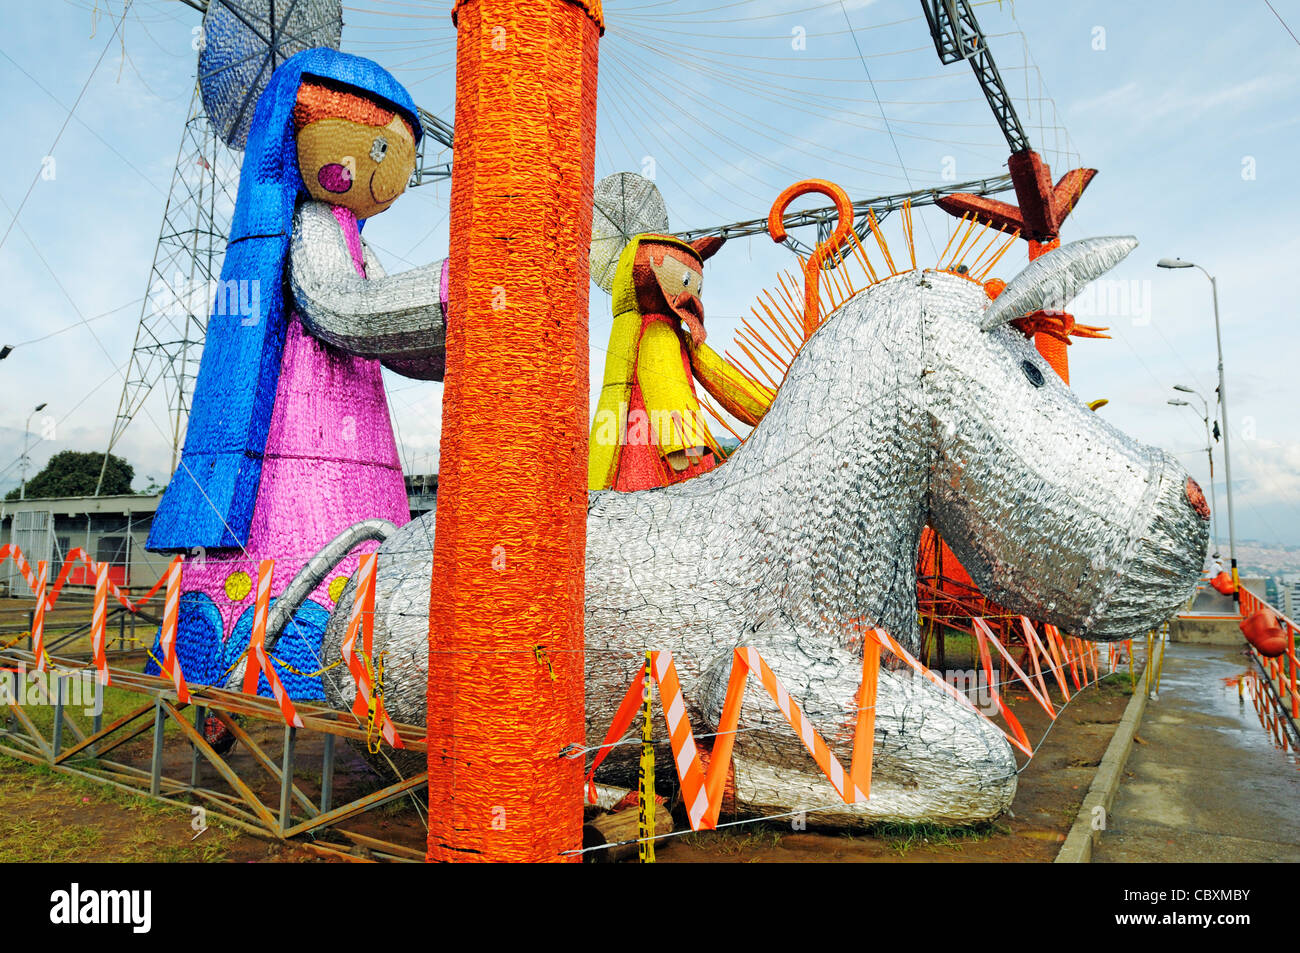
left=1185, top=477, right=1211, bottom=521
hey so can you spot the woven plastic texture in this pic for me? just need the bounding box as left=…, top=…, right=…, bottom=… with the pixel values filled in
left=199, top=0, right=344, bottom=150
left=152, top=49, right=422, bottom=551
left=424, top=0, right=601, bottom=862
left=327, top=257, right=1208, bottom=826
left=150, top=50, right=427, bottom=699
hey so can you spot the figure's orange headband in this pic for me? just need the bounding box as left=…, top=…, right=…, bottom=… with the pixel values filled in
left=292, top=79, right=414, bottom=136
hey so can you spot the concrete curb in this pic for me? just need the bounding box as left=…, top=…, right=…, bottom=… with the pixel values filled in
left=1054, top=662, right=1152, bottom=863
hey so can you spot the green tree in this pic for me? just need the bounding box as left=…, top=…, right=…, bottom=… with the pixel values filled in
left=5, top=451, right=134, bottom=501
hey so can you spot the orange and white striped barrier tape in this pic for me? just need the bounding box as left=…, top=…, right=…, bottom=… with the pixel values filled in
left=90, top=563, right=110, bottom=686
left=586, top=620, right=1134, bottom=830
left=340, top=553, right=401, bottom=749
left=30, top=561, right=49, bottom=673
left=157, top=556, right=190, bottom=704
left=0, top=544, right=166, bottom=614
left=0, top=544, right=37, bottom=591
left=586, top=643, right=879, bottom=831
left=241, top=560, right=302, bottom=728
left=1034, top=619, right=1073, bottom=701
left=121, top=564, right=169, bottom=613
left=1019, top=616, right=1071, bottom=708
left=973, top=617, right=1056, bottom=720
left=1045, top=623, right=1082, bottom=690
left=866, top=623, right=1033, bottom=757
left=1014, top=616, right=1053, bottom=709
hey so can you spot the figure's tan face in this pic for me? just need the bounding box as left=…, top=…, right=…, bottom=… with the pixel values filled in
left=636, top=242, right=708, bottom=346
left=296, top=114, right=416, bottom=220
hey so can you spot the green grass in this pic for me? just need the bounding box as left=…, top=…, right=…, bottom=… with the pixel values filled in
left=677, top=817, right=1008, bottom=858
left=1096, top=671, right=1136, bottom=697
left=863, top=819, right=1010, bottom=855
left=679, top=824, right=784, bottom=854
left=0, top=752, right=242, bottom=862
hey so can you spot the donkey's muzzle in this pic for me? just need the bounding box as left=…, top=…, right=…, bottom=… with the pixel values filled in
left=1185, top=477, right=1212, bottom=521
left=1080, top=453, right=1210, bottom=641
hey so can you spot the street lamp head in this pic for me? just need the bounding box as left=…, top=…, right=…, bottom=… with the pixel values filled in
left=33, top=402, right=47, bottom=413
left=1168, top=399, right=1189, bottom=407
left=1157, top=257, right=1195, bottom=269
left=0, top=345, right=12, bottom=360
left=1172, top=384, right=1195, bottom=394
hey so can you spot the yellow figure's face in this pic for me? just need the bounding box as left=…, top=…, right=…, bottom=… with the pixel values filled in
left=635, top=241, right=708, bottom=347
left=296, top=114, right=416, bottom=220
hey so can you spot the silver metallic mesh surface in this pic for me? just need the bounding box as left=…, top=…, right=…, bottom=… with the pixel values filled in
left=290, top=200, right=447, bottom=380
left=200, top=0, right=344, bottom=150
left=589, top=172, right=670, bottom=293
left=320, top=250, right=1208, bottom=825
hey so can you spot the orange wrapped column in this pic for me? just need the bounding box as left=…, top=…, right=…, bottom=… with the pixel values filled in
left=1028, top=238, right=1070, bottom=383
left=428, top=0, right=602, bottom=862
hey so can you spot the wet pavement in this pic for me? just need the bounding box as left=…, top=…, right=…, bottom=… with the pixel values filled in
left=1093, top=643, right=1299, bottom=862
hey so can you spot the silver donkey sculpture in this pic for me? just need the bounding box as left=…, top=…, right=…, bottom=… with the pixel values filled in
left=256, top=236, right=1208, bottom=825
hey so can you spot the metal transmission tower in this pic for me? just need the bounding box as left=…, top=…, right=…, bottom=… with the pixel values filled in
left=95, top=84, right=240, bottom=494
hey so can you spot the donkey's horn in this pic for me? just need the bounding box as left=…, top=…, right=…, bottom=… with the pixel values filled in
left=980, top=236, right=1138, bottom=331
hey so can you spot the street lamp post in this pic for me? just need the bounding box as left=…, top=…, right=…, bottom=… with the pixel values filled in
left=18, top=402, right=48, bottom=501
left=1168, top=392, right=1218, bottom=554
left=1157, top=257, right=1238, bottom=599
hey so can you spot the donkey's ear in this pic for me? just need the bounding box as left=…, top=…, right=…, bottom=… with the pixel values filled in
left=689, top=235, right=726, bottom=262
left=980, top=236, right=1137, bottom=331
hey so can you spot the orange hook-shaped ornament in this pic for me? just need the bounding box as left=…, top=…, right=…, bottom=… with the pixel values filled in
left=767, top=179, right=855, bottom=340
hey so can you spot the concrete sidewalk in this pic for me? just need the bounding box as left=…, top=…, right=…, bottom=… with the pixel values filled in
left=1093, top=642, right=1299, bottom=862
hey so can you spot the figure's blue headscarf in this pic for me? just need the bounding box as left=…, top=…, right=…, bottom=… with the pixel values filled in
left=149, top=49, right=421, bottom=552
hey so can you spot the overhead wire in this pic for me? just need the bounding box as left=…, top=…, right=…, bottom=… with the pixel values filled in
left=0, top=0, right=135, bottom=256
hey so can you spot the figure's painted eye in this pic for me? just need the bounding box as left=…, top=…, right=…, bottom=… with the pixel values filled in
left=683, top=273, right=691, bottom=287
left=370, top=136, right=388, bottom=163
left=1021, top=359, right=1045, bottom=388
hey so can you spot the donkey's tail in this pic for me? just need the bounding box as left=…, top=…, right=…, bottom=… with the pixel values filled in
left=263, top=519, right=398, bottom=654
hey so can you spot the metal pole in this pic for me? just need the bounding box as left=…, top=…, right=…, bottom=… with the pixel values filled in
left=1188, top=390, right=1220, bottom=555
left=150, top=698, right=165, bottom=796
left=19, top=417, right=30, bottom=501
left=1203, top=413, right=1219, bottom=555
left=51, top=676, right=64, bottom=760
left=1206, top=271, right=1239, bottom=601
left=90, top=693, right=102, bottom=758
left=191, top=705, right=205, bottom=788
left=279, top=724, right=297, bottom=833
left=1155, top=623, right=1168, bottom=695
left=320, top=733, right=335, bottom=813
left=1172, top=395, right=1219, bottom=559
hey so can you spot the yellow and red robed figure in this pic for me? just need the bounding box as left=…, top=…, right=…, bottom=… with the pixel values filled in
left=588, top=234, right=773, bottom=491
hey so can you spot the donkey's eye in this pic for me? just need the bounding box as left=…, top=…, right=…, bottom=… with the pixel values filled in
left=1021, top=360, right=1045, bottom=388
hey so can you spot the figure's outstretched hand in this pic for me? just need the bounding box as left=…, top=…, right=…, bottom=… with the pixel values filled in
left=666, top=446, right=706, bottom=472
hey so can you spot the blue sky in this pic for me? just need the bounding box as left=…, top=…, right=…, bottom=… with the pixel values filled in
left=1, top=0, right=1298, bottom=551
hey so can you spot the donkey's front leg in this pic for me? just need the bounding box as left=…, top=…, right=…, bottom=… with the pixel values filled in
left=691, top=625, right=1018, bottom=827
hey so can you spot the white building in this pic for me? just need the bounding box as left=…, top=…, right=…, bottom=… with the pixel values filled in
left=1279, top=574, right=1300, bottom=620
